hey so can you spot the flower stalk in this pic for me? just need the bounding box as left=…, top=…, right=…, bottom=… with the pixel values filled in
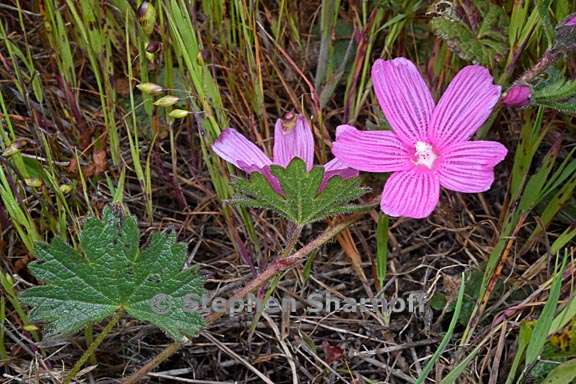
left=65, top=309, right=124, bottom=384
left=122, top=214, right=362, bottom=384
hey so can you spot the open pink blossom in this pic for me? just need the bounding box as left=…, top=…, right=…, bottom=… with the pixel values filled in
left=212, top=114, right=358, bottom=194
left=333, top=58, right=507, bottom=219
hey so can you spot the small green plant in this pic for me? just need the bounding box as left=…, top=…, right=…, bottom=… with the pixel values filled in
left=20, top=206, right=204, bottom=382
left=428, top=0, right=509, bottom=66
left=532, top=69, right=576, bottom=114
left=21, top=205, right=204, bottom=339
left=231, top=158, right=368, bottom=226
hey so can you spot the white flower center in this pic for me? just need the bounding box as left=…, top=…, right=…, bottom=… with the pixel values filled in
left=413, top=141, right=437, bottom=169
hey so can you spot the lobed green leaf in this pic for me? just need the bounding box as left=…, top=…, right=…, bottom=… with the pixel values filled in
left=229, top=158, right=368, bottom=225
left=20, top=206, right=205, bottom=340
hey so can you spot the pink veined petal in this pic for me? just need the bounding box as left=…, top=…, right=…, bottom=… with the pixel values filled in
left=371, top=58, right=435, bottom=146
left=273, top=115, right=315, bottom=170
left=332, top=125, right=412, bottom=172
left=319, top=158, right=359, bottom=191
left=324, top=158, right=359, bottom=175
left=380, top=169, right=440, bottom=219
left=428, top=65, right=501, bottom=149
left=260, top=166, right=284, bottom=195
left=438, top=140, right=507, bottom=193
left=212, top=128, right=271, bottom=172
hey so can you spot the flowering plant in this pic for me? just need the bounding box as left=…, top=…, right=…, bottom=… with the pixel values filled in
left=333, top=58, right=507, bottom=218
left=212, top=113, right=367, bottom=225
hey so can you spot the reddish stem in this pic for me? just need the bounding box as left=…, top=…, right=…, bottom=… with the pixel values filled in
left=122, top=214, right=361, bottom=384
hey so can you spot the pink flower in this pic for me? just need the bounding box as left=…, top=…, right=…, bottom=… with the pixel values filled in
left=563, top=13, right=576, bottom=26
left=212, top=114, right=358, bottom=194
left=502, top=85, right=531, bottom=107
left=333, top=58, right=507, bottom=219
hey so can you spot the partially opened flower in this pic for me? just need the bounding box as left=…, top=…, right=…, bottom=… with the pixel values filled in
left=333, top=58, right=507, bottom=219
left=212, top=113, right=358, bottom=194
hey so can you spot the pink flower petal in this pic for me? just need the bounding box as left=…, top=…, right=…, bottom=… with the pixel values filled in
left=273, top=115, right=314, bottom=170
left=428, top=65, right=501, bottom=149
left=380, top=169, right=440, bottom=219
left=212, top=128, right=271, bottom=172
left=261, top=166, right=284, bottom=195
left=324, top=158, right=359, bottom=176
left=332, top=125, right=412, bottom=172
left=371, top=58, right=435, bottom=145
left=438, top=140, right=507, bottom=193
left=320, top=158, right=359, bottom=191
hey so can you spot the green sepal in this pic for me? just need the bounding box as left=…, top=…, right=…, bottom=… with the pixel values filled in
left=229, top=158, right=368, bottom=225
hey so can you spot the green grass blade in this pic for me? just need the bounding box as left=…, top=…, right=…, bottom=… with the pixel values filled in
left=415, top=273, right=465, bottom=384
left=525, top=250, right=569, bottom=367
left=375, top=213, right=389, bottom=288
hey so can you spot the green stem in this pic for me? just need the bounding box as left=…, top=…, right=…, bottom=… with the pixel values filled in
left=64, top=309, right=124, bottom=384
left=84, top=325, right=97, bottom=365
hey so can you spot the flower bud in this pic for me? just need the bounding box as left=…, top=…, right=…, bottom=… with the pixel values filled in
left=2, top=144, right=20, bottom=157
left=2, top=138, right=28, bottom=157
left=136, top=1, right=149, bottom=18
left=59, top=184, right=73, bottom=194
left=23, top=324, right=39, bottom=332
left=502, top=85, right=531, bottom=108
left=25, top=178, right=42, bottom=188
left=136, top=82, right=164, bottom=95
left=154, top=95, right=179, bottom=107
left=146, top=40, right=161, bottom=53
left=168, top=109, right=191, bottom=119
left=137, top=1, right=156, bottom=35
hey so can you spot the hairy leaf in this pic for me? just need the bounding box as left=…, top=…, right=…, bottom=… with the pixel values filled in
left=20, top=206, right=204, bottom=340
left=533, top=69, right=576, bottom=114
left=230, top=158, right=368, bottom=225
left=428, top=0, right=508, bottom=66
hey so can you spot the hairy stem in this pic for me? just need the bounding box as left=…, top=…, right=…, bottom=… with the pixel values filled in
left=122, top=214, right=361, bottom=384
left=64, top=309, right=123, bottom=384
left=280, top=223, right=303, bottom=259
left=230, top=217, right=355, bottom=302
left=518, top=48, right=562, bottom=84
left=84, top=324, right=97, bottom=365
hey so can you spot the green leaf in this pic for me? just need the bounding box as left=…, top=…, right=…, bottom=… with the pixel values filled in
left=20, top=206, right=204, bottom=340
left=415, top=273, right=465, bottom=384
left=550, top=295, right=576, bottom=336
left=505, top=320, right=534, bottom=384
left=525, top=251, right=569, bottom=367
left=532, top=69, right=576, bottom=114
left=542, top=359, right=576, bottom=384
left=534, top=77, right=576, bottom=101
left=230, top=158, right=368, bottom=225
left=428, top=0, right=508, bottom=66
left=441, top=323, right=505, bottom=384
left=375, top=214, right=389, bottom=288
left=534, top=101, right=576, bottom=114
left=536, top=0, right=555, bottom=47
